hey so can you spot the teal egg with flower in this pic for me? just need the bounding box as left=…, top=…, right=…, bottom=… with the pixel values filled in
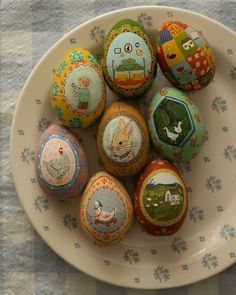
left=51, top=48, right=106, bottom=129
left=148, top=87, right=206, bottom=162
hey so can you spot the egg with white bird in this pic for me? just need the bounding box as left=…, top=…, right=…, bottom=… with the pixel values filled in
left=148, top=87, right=206, bottom=162
left=35, top=123, right=88, bottom=200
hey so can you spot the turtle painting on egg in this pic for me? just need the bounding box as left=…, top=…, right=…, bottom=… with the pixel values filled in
left=103, top=19, right=157, bottom=99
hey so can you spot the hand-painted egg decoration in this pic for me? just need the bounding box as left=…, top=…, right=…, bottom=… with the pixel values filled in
left=51, top=48, right=106, bottom=128
left=35, top=123, right=88, bottom=200
left=80, top=171, right=134, bottom=245
left=97, top=101, right=150, bottom=176
left=156, top=21, right=215, bottom=91
left=102, top=19, right=157, bottom=99
left=148, top=87, right=206, bottom=162
left=135, top=159, right=188, bottom=235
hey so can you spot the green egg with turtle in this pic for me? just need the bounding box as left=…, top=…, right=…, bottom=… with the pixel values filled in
left=102, top=19, right=157, bottom=99
left=148, top=87, right=206, bottom=162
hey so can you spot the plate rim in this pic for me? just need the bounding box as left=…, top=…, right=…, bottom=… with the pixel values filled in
left=10, top=5, right=236, bottom=289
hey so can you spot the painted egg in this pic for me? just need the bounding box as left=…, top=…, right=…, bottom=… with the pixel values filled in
left=102, top=19, right=157, bottom=99
left=79, top=171, right=134, bottom=245
left=97, top=101, right=150, bottom=176
left=135, top=159, right=188, bottom=235
left=51, top=48, right=106, bottom=128
left=156, top=21, right=215, bottom=91
left=148, top=87, right=206, bottom=162
left=35, top=123, right=88, bottom=200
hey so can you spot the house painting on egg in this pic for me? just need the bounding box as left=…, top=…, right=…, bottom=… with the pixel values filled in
left=165, top=189, right=181, bottom=205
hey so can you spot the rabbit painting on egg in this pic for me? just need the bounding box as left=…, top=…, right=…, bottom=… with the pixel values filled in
left=103, top=116, right=142, bottom=163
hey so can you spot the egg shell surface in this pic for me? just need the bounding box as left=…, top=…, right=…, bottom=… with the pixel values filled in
left=35, top=123, right=88, bottom=200
left=79, top=171, right=134, bottom=245
left=102, top=19, right=157, bottom=99
left=51, top=48, right=106, bottom=128
left=135, top=159, right=188, bottom=236
left=156, top=21, right=215, bottom=91
left=148, top=87, right=206, bottom=162
left=97, top=101, right=150, bottom=177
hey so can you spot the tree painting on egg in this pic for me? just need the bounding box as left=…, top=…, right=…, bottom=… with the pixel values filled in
left=106, top=32, right=152, bottom=89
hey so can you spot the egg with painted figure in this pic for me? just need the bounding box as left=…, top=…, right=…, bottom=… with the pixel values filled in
left=102, top=19, right=157, bottom=99
left=51, top=48, right=106, bottom=128
left=156, top=21, right=215, bottom=91
left=35, top=123, right=88, bottom=200
left=80, top=171, right=134, bottom=245
left=97, top=101, right=150, bottom=177
left=148, top=87, right=206, bottom=162
left=135, top=159, right=188, bottom=236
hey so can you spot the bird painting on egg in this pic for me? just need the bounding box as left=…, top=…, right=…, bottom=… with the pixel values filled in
left=43, top=147, right=70, bottom=184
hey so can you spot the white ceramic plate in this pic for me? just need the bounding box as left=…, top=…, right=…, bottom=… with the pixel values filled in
left=10, top=6, right=236, bottom=289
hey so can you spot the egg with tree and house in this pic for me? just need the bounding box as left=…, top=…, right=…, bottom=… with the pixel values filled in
left=135, top=159, right=188, bottom=236
left=102, top=19, right=157, bottom=99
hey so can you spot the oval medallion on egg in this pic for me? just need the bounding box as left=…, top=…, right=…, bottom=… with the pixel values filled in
left=80, top=171, right=134, bottom=245
left=97, top=101, right=150, bottom=176
left=156, top=21, right=215, bottom=91
left=135, top=159, right=188, bottom=236
left=102, top=19, right=157, bottom=99
left=35, top=124, right=88, bottom=200
left=148, top=87, right=206, bottom=162
left=51, top=48, right=106, bottom=128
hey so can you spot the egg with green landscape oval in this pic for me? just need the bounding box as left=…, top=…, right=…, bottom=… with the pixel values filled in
left=51, top=48, right=106, bottom=129
left=148, top=87, right=206, bottom=162
left=102, top=19, right=157, bottom=99
left=134, top=159, right=188, bottom=236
